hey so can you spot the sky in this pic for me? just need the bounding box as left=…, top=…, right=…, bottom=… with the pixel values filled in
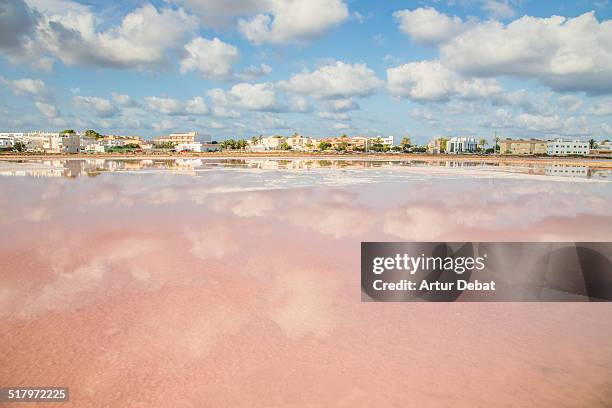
left=0, top=0, right=611, bottom=143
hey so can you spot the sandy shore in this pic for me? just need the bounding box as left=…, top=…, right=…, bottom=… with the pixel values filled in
left=2, top=151, right=612, bottom=168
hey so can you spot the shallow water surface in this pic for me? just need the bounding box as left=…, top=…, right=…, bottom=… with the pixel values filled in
left=1, top=158, right=611, bottom=407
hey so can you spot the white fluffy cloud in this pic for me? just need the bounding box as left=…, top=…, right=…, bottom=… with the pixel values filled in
left=590, top=98, right=612, bottom=116
left=170, top=0, right=349, bottom=44
left=289, top=96, right=311, bottom=113
left=168, top=0, right=268, bottom=27
left=237, top=0, right=349, bottom=44
left=481, top=0, right=517, bottom=20
left=6, top=1, right=198, bottom=70
left=35, top=101, right=64, bottom=125
left=394, top=8, right=464, bottom=44
left=317, top=111, right=349, bottom=121
left=332, top=122, right=350, bottom=130
left=180, top=37, right=240, bottom=80
left=144, top=96, right=209, bottom=116
left=0, top=76, right=48, bottom=100
left=324, top=98, right=360, bottom=112
left=111, top=93, right=138, bottom=107
left=73, top=96, right=118, bottom=117
left=237, top=63, right=272, bottom=81
left=279, top=61, right=382, bottom=99
left=208, top=83, right=278, bottom=111
left=485, top=108, right=597, bottom=135
left=440, top=12, right=612, bottom=94
left=387, top=60, right=502, bottom=102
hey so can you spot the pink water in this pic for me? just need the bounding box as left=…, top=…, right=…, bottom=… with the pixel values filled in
left=1, top=158, right=611, bottom=407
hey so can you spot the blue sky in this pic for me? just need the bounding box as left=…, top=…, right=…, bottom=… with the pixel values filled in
left=1, top=0, right=611, bottom=143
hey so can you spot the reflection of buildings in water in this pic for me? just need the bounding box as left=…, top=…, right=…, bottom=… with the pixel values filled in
left=0, top=167, right=65, bottom=177
left=241, top=159, right=398, bottom=170
left=0, top=159, right=209, bottom=178
left=442, top=160, right=485, bottom=168
left=2, top=158, right=611, bottom=180
left=590, top=168, right=612, bottom=179
left=175, top=158, right=203, bottom=169
left=545, top=165, right=590, bottom=178
left=0, top=160, right=65, bottom=177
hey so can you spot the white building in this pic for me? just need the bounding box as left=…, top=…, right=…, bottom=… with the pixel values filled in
left=545, top=165, right=589, bottom=177
left=286, top=134, right=316, bottom=151
left=0, top=132, right=61, bottom=152
left=445, top=137, right=478, bottom=154
left=371, top=135, right=394, bottom=147
left=546, top=139, right=589, bottom=156
left=248, top=136, right=285, bottom=151
left=80, top=136, right=104, bottom=153
left=21, top=132, right=62, bottom=153
left=61, top=133, right=81, bottom=153
left=175, top=142, right=202, bottom=152
left=0, top=136, right=15, bottom=148
left=0, top=132, right=25, bottom=142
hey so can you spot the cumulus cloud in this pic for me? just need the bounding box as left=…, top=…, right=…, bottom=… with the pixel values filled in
left=170, top=0, right=349, bottom=44
left=279, top=61, right=382, bottom=99
left=590, top=98, right=612, bottom=116
left=440, top=12, right=612, bottom=94
left=481, top=0, right=517, bottom=20
left=73, top=95, right=118, bottom=117
left=4, top=2, right=198, bottom=70
left=485, top=108, right=596, bottom=135
left=207, top=82, right=278, bottom=111
left=35, top=101, right=64, bottom=125
left=237, top=63, right=272, bottom=81
left=168, top=0, right=269, bottom=27
left=180, top=37, right=240, bottom=80
left=258, top=113, right=289, bottom=129
left=0, top=76, right=49, bottom=100
left=317, top=111, right=349, bottom=121
left=289, top=96, right=311, bottom=113
left=394, top=7, right=464, bottom=44
left=236, top=0, right=349, bottom=44
left=387, top=60, right=502, bottom=102
left=212, top=106, right=241, bottom=118
left=111, top=93, right=138, bottom=107
left=0, top=0, right=37, bottom=51
left=332, top=122, right=350, bottom=130
left=144, top=96, right=209, bottom=116
left=324, top=98, right=360, bottom=112
left=152, top=119, right=176, bottom=131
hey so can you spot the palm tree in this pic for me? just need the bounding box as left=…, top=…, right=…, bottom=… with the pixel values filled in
left=479, top=138, right=488, bottom=152
left=589, top=138, right=597, bottom=149
left=400, top=137, right=411, bottom=151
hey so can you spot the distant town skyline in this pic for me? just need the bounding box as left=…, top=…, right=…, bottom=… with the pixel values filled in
left=1, top=0, right=611, bottom=143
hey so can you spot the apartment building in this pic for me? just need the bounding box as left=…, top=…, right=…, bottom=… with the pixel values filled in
left=62, top=133, right=81, bottom=153
left=175, top=142, right=202, bottom=152
left=247, top=136, right=286, bottom=151
left=318, top=135, right=394, bottom=151
left=81, top=136, right=105, bottom=153
left=590, top=141, right=612, bottom=157
left=286, top=133, right=315, bottom=151
left=0, top=136, right=15, bottom=148
left=546, top=139, right=589, bottom=156
left=499, top=139, right=547, bottom=155
left=153, top=131, right=198, bottom=146
left=101, top=135, right=144, bottom=147
left=445, top=137, right=478, bottom=154
left=22, top=132, right=62, bottom=153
